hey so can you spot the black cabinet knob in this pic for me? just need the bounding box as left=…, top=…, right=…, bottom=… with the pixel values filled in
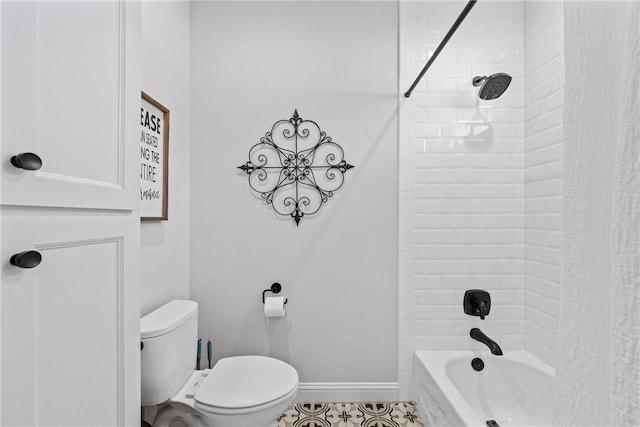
left=10, top=153, right=42, bottom=171
left=10, top=250, right=42, bottom=269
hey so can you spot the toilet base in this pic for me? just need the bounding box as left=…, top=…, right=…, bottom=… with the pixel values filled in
left=152, top=370, right=295, bottom=427
left=154, top=404, right=206, bottom=427
left=153, top=403, right=280, bottom=427
left=154, top=403, right=280, bottom=427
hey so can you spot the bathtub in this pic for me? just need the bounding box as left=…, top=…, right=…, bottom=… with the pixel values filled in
left=412, top=350, right=555, bottom=427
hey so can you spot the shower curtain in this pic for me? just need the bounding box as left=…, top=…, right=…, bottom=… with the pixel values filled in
left=553, top=1, right=639, bottom=426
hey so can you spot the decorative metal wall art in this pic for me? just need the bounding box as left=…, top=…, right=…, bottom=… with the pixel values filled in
left=238, top=110, right=354, bottom=226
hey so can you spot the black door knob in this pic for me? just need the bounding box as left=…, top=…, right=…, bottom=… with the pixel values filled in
left=10, top=153, right=43, bottom=171
left=10, top=250, right=42, bottom=269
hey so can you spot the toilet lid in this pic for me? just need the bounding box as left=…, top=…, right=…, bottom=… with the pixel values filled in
left=194, top=356, right=298, bottom=409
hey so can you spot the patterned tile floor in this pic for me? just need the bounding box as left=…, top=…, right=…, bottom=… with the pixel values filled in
left=278, top=402, right=423, bottom=427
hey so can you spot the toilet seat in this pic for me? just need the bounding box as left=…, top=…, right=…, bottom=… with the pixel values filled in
left=195, top=386, right=298, bottom=416
left=194, top=355, right=298, bottom=415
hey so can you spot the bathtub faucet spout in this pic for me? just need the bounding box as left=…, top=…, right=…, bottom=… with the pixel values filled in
left=470, top=328, right=503, bottom=356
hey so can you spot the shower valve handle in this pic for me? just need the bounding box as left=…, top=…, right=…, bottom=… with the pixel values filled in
left=476, top=300, right=488, bottom=320
left=463, top=289, right=491, bottom=320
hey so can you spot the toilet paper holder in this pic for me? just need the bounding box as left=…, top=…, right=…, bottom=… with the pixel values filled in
left=262, top=283, right=288, bottom=305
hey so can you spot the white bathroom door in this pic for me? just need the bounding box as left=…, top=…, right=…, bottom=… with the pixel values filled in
left=0, top=0, right=140, bottom=210
left=0, top=213, right=140, bottom=426
left=0, top=2, right=141, bottom=424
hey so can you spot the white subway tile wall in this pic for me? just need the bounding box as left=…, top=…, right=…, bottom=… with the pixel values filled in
left=399, top=1, right=526, bottom=398
left=398, top=1, right=564, bottom=398
left=524, top=0, right=564, bottom=368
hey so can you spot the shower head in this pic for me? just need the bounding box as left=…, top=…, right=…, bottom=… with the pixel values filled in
left=472, top=73, right=512, bottom=100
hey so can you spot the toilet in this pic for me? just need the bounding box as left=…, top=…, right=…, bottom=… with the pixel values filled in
left=141, top=300, right=299, bottom=427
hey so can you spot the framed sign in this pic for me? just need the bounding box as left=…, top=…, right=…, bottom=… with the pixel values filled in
left=140, top=92, right=169, bottom=221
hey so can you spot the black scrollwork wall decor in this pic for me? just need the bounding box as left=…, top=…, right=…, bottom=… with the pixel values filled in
left=238, top=110, right=354, bottom=226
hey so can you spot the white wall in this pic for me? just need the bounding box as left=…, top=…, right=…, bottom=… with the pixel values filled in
left=140, top=0, right=191, bottom=315
left=190, top=1, right=398, bottom=386
left=523, top=0, right=564, bottom=368
left=398, top=0, right=525, bottom=397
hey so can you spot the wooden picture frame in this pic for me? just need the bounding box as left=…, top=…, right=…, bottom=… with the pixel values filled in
left=140, top=91, right=170, bottom=221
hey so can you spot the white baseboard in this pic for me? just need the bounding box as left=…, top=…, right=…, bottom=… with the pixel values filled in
left=296, top=382, right=399, bottom=402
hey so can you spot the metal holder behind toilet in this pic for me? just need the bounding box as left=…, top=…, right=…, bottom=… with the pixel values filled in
left=262, top=282, right=288, bottom=305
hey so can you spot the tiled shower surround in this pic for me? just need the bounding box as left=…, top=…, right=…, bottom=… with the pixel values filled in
left=398, top=0, right=564, bottom=396
left=523, top=0, right=564, bottom=368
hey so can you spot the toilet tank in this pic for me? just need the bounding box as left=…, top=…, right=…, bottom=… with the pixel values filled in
left=140, top=300, right=198, bottom=406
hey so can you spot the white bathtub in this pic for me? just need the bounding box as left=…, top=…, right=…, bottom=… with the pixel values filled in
left=412, top=350, right=555, bottom=427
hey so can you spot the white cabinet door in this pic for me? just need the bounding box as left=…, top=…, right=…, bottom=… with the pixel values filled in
left=1, top=212, right=140, bottom=426
left=1, top=1, right=140, bottom=210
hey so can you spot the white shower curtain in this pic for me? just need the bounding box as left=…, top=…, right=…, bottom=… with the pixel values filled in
left=553, top=1, right=639, bottom=426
